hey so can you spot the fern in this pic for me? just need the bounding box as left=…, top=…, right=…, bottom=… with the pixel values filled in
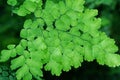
left=0, top=63, right=17, bottom=80
left=0, top=0, right=120, bottom=79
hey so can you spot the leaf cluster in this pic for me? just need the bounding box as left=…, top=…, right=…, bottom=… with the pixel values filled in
left=0, top=63, right=16, bottom=80
left=0, top=0, right=120, bottom=80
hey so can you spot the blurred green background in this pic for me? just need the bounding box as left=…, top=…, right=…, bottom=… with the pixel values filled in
left=0, top=0, right=120, bottom=80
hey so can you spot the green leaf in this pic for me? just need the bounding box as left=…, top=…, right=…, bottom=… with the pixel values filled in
left=83, top=43, right=95, bottom=61
left=27, top=29, right=38, bottom=40
left=58, top=1, right=67, bottom=14
left=71, top=52, right=83, bottom=68
left=64, top=42, right=74, bottom=49
left=66, top=10, right=78, bottom=26
left=55, top=16, right=70, bottom=31
left=100, top=38, right=118, bottom=53
left=7, top=0, right=17, bottom=6
left=20, top=29, right=28, bottom=38
left=62, top=56, right=71, bottom=71
left=92, top=44, right=102, bottom=58
left=73, top=37, right=84, bottom=45
left=59, top=32, right=72, bottom=41
left=0, top=50, right=12, bottom=62
left=13, top=6, right=30, bottom=16
left=23, top=51, right=30, bottom=59
left=34, top=9, right=42, bottom=17
left=7, top=44, right=15, bottom=50
left=26, top=59, right=43, bottom=69
left=105, top=54, right=120, bottom=67
left=77, top=23, right=89, bottom=33
left=33, top=37, right=47, bottom=50
left=36, top=18, right=44, bottom=27
left=23, top=72, right=32, bottom=80
left=42, top=11, right=54, bottom=26
left=30, top=67, right=43, bottom=77
left=96, top=53, right=105, bottom=65
left=24, top=19, right=32, bottom=29
left=20, top=39, right=28, bottom=48
left=69, top=27, right=81, bottom=36
left=50, top=47, right=62, bottom=62
left=61, top=14, right=71, bottom=26
left=65, top=0, right=72, bottom=8
left=26, top=59, right=43, bottom=77
left=16, top=44, right=24, bottom=55
left=11, top=56, right=25, bottom=70
left=28, top=41, right=36, bottom=51
left=16, top=64, right=29, bottom=80
left=31, top=20, right=40, bottom=29
left=23, top=1, right=37, bottom=12
left=84, top=9, right=98, bottom=19
left=45, top=60, right=62, bottom=76
left=10, top=49, right=17, bottom=57
left=72, top=0, right=84, bottom=12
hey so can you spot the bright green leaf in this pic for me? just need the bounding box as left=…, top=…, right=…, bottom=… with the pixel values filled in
left=11, top=55, right=25, bottom=70
left=16, top=64, right=29, bottom=80
left=23, top=1, right=37, bottom=12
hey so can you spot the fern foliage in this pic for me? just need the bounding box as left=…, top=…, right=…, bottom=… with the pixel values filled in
left=0, top=0, right=120, bottom=79
left=0, top=63, right=16, bottom=80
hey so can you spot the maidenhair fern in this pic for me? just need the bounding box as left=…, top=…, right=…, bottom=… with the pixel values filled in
left=1, top=0, right=120, bottom=80
left=0, top=63, right=17, bottom=80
